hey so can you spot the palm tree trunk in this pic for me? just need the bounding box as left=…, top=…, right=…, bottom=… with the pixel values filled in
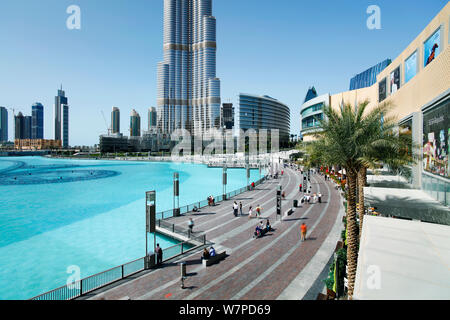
left=346, top=168, right=358, bottom=299
left=358, top=166, right=367, bottom=241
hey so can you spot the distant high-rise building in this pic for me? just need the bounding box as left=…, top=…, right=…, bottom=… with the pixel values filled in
left=222, top=103, right=234, bottom=130
left=32, top=103, right=44, bottom=139
left=157, top=0, right=221, bottom=136
left=54, top=86, right=68, bottom=141
left=130, top=109, right=141, bottom=137
left=62, top=104, right=69, bottom=148
left=24, top=116, right=32, bottom=139
left=148, top=107, right=157, bottom=131
left=237, top=94, right=291, bottom=145
left=304, top=86, right=318, bottom=103
left=349, top=59, right=392, bottom=90
left=0, top=107, right=8, bottom=142
left=111, top=107, right=120, bottom=134
left=15, top=112, right=25, bottom=140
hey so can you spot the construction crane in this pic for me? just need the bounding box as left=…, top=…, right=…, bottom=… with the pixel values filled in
left=100, top=110, right=111, bottom=135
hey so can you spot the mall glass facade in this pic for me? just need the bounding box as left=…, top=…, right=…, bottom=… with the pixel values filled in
left=422, top=96, right=450, bottom=206
left=349, top=59, right=391, bottom=91
left=237, top=94, right=290, bottom=145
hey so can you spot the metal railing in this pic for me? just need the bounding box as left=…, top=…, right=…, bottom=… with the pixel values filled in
left=31, top=175, right=267, bottom=300
left=30, top=236, right=203, bottom=301
left=157, top=174, right=268, bottom=221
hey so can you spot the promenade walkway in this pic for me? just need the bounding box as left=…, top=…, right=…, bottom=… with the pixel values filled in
left=87, top=168, right=343, bottom=300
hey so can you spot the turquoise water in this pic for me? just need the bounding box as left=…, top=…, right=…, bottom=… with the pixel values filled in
left=0, top=156, right=259, bottom=300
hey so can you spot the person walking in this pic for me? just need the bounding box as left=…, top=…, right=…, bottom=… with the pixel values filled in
left=155, top=244, right=163, bottom=265
left=256, top=205, right=262, bottom=217
left=239, top=201, right=243, bottom=216
left=318, top=192, right=322, bottom=203
left=299, top=183, right=302, bottom=192
left=300, top=223, right=307, bottom=242
left=233, top=201, right=238, bottom=217
left=248, top=206, right=253, bottom=219
left=188, top=218, right=194, bottom=233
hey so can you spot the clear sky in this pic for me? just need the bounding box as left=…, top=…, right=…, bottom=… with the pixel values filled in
left=0, top=0, right=448, bottom=146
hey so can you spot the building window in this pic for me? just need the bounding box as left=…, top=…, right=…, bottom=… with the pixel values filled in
left=423, top=98, right=449, bottom=179
left=378, top=77, right=387, bottom=102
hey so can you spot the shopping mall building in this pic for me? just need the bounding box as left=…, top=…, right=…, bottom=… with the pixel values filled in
left=301, top=3, right=450, bottom=206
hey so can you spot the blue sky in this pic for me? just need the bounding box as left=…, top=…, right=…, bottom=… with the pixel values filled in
left=0, top=0, right=448, bottom=146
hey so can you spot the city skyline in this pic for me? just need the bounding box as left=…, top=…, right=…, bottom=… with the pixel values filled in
left=0, top=0, right=448, bottom=146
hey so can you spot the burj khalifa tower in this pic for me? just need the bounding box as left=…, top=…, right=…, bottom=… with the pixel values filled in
left=157, top=0, right=221, bottom=137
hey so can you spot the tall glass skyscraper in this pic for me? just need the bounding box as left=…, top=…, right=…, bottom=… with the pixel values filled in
left=0, top=107, right=7, bottom=142
left=54, top=86, right=68, bottom=142
left=130, top=109, right=141, bottom=137
left=148, top=107, right=157, bottom=131
left=15, top=112, right=25, bottom=140
left=32, top=102, right=44, bottom=139
left=111, top=107, right=120, bottom=134
left=157, top=0, right=221, bottom=136
left=63, top=104, right=69, bottom=148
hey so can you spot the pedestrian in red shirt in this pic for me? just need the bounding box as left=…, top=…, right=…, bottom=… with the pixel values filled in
left=301, top=223, right=307, bottom=242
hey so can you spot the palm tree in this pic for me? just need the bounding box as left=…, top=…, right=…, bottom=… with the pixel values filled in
left=311, top=100, right=412, bottom=299
left=357, top=107, right=417, bottom=239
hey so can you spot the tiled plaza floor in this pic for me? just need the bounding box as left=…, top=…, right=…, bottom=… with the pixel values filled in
left=86, top=168, right=342, bottom=300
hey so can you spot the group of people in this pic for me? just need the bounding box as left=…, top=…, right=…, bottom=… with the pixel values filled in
left=254, top=219, right=273, bottom=238
left=301, top=192, right=322, bottom=204
left=233, top=201, right=262, bottom=218
left=201, top=246, right=216, bottom=261
left=207, top=195, right=215, bottom=206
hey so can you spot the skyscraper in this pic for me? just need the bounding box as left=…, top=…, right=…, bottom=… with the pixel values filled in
left=0, top=107, right=7, bottom=142
left=63, top=104, right=69, bottom=148
left=54, top=86, right=68, bottom=141
left=15, top=112, right=25, bottom=140
left=111, top=107, right=120, bottom=134
left=157, top=0, right=221, bottom=137
left=24, top=116, right=32, bottom=139
left=222, top=103, right=234, bottom=130
left=32, top=103, right=44, bottom=139
left=130, top=109, right=141, bottom=137
left=148, top=107, right=157, bottom=131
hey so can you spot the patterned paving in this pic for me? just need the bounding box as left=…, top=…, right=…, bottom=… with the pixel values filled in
left=87, top=168, right=342, bottom=300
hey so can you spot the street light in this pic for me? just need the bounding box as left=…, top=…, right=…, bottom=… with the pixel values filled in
left=145, top=191, right=156, bottom=269
left=173, top=172, right=180, bottom=217
left=223, top=163, right=227, bottom=200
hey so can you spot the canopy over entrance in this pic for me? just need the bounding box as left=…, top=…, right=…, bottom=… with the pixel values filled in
left=354, top=215, right=450, bottom=300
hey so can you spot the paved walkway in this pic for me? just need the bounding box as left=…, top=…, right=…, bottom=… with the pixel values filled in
left=87, top=168, right=343, bottom=300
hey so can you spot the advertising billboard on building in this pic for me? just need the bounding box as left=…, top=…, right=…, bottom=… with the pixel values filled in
left=424, top=28, right=441, bottom=67
left=423, top=99, right=449, bottom=178
left=390, top=66, right=401, bottom=94
left=405, top=51, right=417, bottom=83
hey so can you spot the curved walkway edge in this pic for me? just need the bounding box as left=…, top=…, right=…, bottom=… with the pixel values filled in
left=277, top=194, right=345, bottom=300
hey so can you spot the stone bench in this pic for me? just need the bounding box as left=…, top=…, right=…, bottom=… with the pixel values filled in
left=202, top=251, right=227, bottom=267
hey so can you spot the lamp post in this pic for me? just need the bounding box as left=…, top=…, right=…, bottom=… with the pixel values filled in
left=173, top=172, right=180, bottom=217
left=276, top=185, right=282, bottom=221
left=223, top=163, right=227, bottom=200
left=258, top=160, right=261, bottom=180
left=145, top=191, right=156, bottom=269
